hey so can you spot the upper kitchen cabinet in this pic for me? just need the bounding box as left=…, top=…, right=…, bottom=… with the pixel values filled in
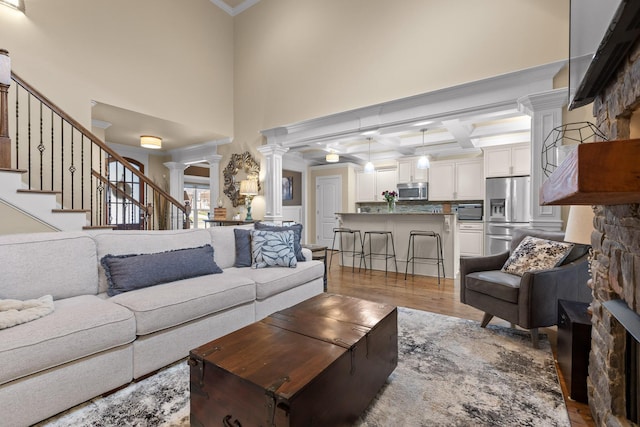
left=428, top=157, right=484, bottom=201
left=483, top=143, right=531, bottom=177
left=397, top=158, right=429, bottom=183
left=356, top=168, right=398, bottom=202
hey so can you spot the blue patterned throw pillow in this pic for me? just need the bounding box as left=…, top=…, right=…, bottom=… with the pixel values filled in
left=251, top=229, right=297, bottom=269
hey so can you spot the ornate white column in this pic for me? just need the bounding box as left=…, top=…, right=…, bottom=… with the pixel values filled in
left=163, top=161, right=188, bottom=200
left=204, top=154, right=222, bottom=214
left=518, top=89, right=566, bottom=231
left=257, top=144, right=289, bottom=222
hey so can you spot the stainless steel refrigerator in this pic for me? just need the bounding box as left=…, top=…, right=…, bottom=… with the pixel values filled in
left=484, top=176, right=531, bottom=255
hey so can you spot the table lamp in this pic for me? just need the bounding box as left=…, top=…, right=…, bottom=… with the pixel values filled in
left=239, top=179, right=258, bottom=221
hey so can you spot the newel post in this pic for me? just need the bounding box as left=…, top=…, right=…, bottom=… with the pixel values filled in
left=0, top=49, right=11, bottom=168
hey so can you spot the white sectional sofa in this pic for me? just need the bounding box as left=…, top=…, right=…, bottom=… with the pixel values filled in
left=0, top=225, right=324, bottom=426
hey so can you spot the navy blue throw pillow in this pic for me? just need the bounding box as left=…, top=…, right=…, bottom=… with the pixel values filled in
left=254, top=222, right=305, bottom=262
left=234, top=228, right=253, bottom=267
left=101, top=244, right=223, bottom=296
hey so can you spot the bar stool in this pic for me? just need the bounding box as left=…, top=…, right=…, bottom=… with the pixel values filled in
left=363, top=231, right=398, bottom=275
left=404, top=230, right=445, bottom=285
left=329, top=228, right=366, bottom=272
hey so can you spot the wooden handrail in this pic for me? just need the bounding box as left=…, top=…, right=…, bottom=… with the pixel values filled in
left=10, top=71, right=186, bottom=213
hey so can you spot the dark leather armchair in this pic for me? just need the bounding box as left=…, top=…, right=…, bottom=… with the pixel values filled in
left=460, top=228, right=592, bottom=347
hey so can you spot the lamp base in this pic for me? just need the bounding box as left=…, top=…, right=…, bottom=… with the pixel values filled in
left=245, top=205, right=253, bottom=222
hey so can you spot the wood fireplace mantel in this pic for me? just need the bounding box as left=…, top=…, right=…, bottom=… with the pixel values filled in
left=540, top=139, right=640, bottom=205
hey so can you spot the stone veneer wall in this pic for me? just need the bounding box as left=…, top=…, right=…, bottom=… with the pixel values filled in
left=588, top=39, right=640, bottom=426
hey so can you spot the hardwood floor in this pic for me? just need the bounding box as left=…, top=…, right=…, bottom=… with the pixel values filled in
left=325, top=258, right=595, bottom=427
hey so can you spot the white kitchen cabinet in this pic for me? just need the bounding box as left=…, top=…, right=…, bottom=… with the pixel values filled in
left=356, top=169, right=397, bottom=202
left=458, top=222, right=484, bottom=257
left=397, top=158, right=428, bottom=183
left=484, top=143, right=530, bottom=177
left=428, top=157, right=483, bottom=201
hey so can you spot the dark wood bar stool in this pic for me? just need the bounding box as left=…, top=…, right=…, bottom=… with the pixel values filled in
left=404, top=230, right=445, bottom=285
left=329, top=227, right=366, bottom=273
left=363, top=231, right=398, bottom=275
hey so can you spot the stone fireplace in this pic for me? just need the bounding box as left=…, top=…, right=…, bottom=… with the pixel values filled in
left=588, top=39, right=640, bottom=426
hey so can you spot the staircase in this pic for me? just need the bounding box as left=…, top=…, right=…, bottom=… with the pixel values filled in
left=0, top=49, right=189, bottom=232
left=0, top=168, right=88, bottom=231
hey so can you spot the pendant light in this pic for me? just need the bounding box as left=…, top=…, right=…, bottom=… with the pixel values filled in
left=364, top=137, right=375, bottom=173
left=416, top=128, right=430, bottom=170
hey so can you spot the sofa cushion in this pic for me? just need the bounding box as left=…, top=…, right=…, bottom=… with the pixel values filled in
left=465, top=270, right=521, bottom=303
left=0, top=295, right=135, bottom=385
left=251, top=229, right=297, bottom=268
left=92, top=229, right=212, bottom=294
left=238, top=260, right=324, bottom=300
left=254, top=222, right=305, bottom=261
left=234, top=228, right=253, bottom=267
left=502, top=236, right=574, bottom=276
left=102, top=245, right=223, bottom=296
left=207, top=224, right=255, bottom=269
left=108, top=272, right=256, bottom=336
left=0, top=232, right=98, bottom=300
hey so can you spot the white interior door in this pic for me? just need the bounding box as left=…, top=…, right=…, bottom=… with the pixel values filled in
left=315, top=175, right=342, bottom=247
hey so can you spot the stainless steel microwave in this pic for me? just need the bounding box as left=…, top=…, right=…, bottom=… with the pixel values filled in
left=397, top=182, right=428, bottom=201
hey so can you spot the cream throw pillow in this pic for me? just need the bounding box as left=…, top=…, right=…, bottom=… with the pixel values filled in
left=501, top=236, right=574, bottom=276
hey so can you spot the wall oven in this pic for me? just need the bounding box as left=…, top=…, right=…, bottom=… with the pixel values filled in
left=397, top=182, right=428, bottom=201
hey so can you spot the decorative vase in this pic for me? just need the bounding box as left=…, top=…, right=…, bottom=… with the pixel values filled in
left=387, top=200, right=395, bottom=213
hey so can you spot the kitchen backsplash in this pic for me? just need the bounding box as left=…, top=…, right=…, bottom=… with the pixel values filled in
left=357, top=200, right=483, bottom=214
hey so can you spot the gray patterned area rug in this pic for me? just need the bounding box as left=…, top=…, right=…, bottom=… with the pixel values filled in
left=38, top=307, right=569, bottom=427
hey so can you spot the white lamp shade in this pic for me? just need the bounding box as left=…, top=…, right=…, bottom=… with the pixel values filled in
left=239, top=179, right=258, bottom=196
left=565, top=205, right=594, bottom=244
left=416, top=155, right=430, bottom=170
left=0, top=50, right=11, bottom=86
left=140, top=135, right=162, bottom=149
left=326, top=152, right=339, bottom=163
left=364, top=161, right=375, bottom=174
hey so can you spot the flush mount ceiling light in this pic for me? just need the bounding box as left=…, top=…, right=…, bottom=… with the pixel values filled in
left=416, top=128, right=430, bottom=170
left=1, top=0, right=25, bottom=13
left=326, top=151, right=339, bottom=163
left=364, top=137, right=375, bottom=173
left=140, top=135, right=162, bottom=150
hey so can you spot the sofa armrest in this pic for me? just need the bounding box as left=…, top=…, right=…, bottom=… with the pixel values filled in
left=459, top=251, right=509, bottom=303
left=518, top=254, right=591, bottom=328
left=302, top=248, right=312, bottom=262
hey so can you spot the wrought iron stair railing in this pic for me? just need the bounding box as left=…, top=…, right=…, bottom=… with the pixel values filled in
left=5, top=72, right=189, bottom=230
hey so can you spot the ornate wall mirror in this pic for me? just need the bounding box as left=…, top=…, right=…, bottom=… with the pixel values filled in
left=223, top=151, right=261, bottom=207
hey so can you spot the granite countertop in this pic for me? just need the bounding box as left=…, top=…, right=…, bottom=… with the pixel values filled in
left=337, top=212, right=456, bottom=215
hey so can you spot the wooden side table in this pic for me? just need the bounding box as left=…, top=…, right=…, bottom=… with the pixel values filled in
left=302, top=244, right=328, bottom=291
left=557, top=299, right=592, bottom=403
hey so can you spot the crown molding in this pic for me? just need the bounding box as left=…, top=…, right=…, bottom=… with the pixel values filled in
left=209, top=0, right=260, bottom=16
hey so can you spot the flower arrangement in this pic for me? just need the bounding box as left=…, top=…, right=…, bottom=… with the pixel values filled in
left=382, top=190, right=397, bottom=212
left=382, top=190, right=397, bottom=203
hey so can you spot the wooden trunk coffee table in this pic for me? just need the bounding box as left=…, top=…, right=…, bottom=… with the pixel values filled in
left=189, top=293, right=397, bottom=427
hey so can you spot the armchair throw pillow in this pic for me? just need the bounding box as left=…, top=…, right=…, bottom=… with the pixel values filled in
left=501, top=236, right=574, bottom=277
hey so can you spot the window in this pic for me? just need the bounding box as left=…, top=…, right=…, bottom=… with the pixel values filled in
left=107, top=158, right=144, bottom=230
left=184, top=184, right=210, bottom=229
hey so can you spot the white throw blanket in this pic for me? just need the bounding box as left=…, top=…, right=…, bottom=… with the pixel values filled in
left=0, top=295, right=55, bottom=330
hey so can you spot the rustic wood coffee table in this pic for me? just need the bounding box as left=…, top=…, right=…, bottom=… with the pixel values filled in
left=189, top=293, right=397, bottom=427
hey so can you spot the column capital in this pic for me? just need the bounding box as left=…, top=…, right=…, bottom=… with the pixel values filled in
left=163, top=161, right=188, bottom=171
left=257, top=144, right=289, bottom=157
left=518, top=89, right=567, bottom=115
left=204, top=154, right=223, bottom=165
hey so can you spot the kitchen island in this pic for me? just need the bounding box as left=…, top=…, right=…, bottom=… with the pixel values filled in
left=336, top=212, right=459, bottom=279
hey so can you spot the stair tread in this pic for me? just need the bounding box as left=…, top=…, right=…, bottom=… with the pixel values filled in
left=51, top=209, right=91, bottom=213
left=17, top=189, right=61, bottom=194
left=83, top=225, right=117, bottom=230
left=0, top=168, right=28, bottom=174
